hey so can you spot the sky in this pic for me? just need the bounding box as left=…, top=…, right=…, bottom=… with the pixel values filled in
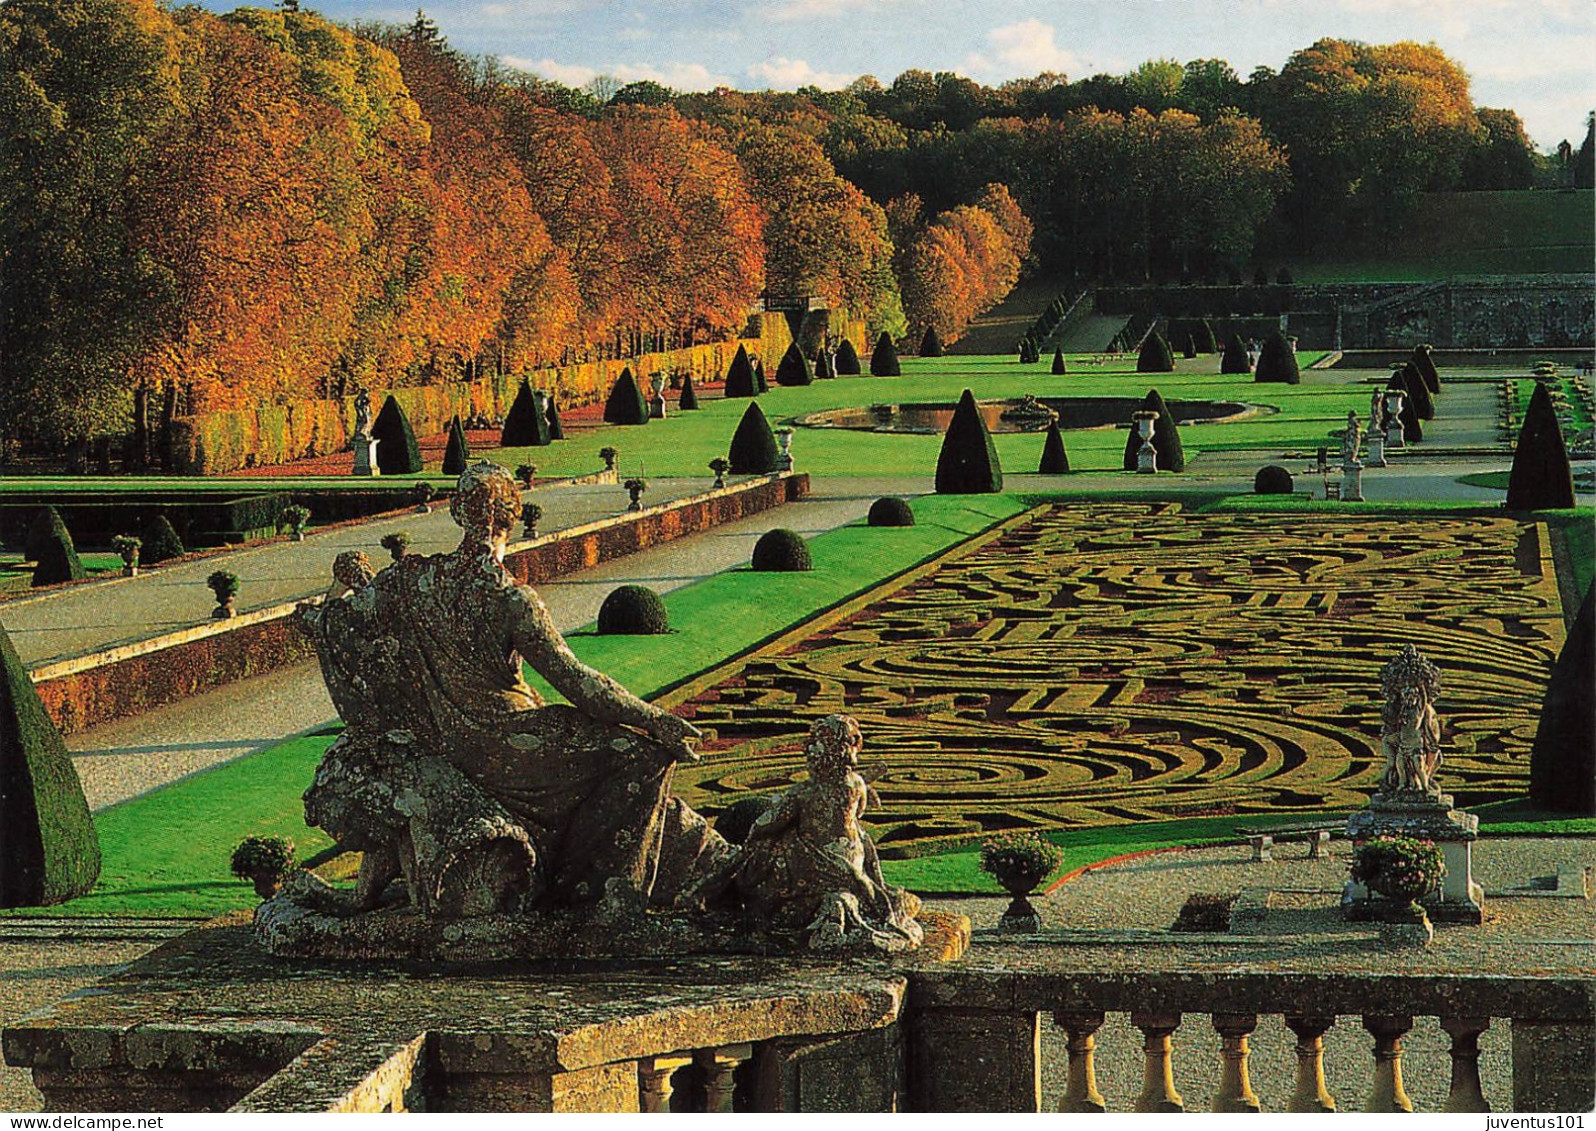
left=209, top=0, right=1594, bottom=149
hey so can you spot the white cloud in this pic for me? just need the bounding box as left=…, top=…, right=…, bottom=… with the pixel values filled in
left=965, top=19, right=1092, bottom=80
left=747, top=57, right=856, bottom=90
left=502, top=56, right=598, bottom=86
left=501, top=56, right=733, bottom=91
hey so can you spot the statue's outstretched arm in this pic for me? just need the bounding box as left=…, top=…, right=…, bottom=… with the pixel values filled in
left=511, top=586, right=701, bottom=755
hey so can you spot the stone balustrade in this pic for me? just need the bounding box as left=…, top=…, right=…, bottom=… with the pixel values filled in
left=906, top=967, right=1594, bottom=1114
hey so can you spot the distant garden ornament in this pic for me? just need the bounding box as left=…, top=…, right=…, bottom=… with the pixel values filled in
left=1379, top=645, right=1442, bottom=796
left=208, top=570, right=240, bottom=619
left=112, top=534, right=141, bottom=576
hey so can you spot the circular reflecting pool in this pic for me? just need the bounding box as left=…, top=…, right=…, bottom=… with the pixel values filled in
left=796, top=396, right=1263, bottom=434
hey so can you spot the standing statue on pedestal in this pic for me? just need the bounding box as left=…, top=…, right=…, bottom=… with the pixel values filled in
left=1369, top=388, right=1385, bottom=435
left=353, top=389, right=373, bottom=440
left=1342, top=410, right=1364, bottom=466
left=1378, top=644, right=1442, bottom=796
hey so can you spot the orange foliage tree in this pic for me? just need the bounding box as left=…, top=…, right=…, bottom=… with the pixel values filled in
left=898, top=185, right=1031, bottom=345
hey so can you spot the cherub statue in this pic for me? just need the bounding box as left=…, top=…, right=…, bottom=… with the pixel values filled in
left=1378, top=645, right=1443, bottom=796
left=683, top=715, right=923, bottom=953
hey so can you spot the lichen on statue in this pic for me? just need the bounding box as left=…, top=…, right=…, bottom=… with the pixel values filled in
left=298, top=461, right=728, bottom=920
left=1378, top=644, right=1443, bottom=797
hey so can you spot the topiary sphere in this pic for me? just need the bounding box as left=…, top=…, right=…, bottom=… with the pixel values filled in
left=751, top=528, right=813, bottom=572
left=1254, top=465, right=1295, bottom=494
left=596, top=584, right=670, bottom=635
left=867, top=496, right=916, bottom=527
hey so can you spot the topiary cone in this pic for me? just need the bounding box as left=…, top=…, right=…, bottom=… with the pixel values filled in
left=31, top=522, right=85, bottom=587
left=501, top=380, right=550, bottom=447
left=774, top=341, right=813, bottom=387
left=1038, top=422, right=1070, bottom=473
left=373, top=395, right=423, bottom=475
left=815, top=350, right=835, bottom=380
left=1220, top=332, right=1250, bottom=374
left=140, top=514, right=185, bottom=564
left=724, top=345, right=758, bottom=398
left=0, top=620, right=99, bottom=906
left=1254, top=331, right=1299, bottom=384
left=1412, top=345, right=1441, bottom=394
left=1136, top=331, right=1175, bottom=373
left=935, top=388, right=1003, bottom=494
left=1506, top=381, right=1576, bottom=510
left=1398, top=362, right=1435, bottom=420
left=604, top=367, right=650, bottom=425
left=834, top=338, right=862, bottom=374
left=679, top=376, right=699, bottom=411
left=442, top=415, right=471, bottom=475
left=728, top=401, right=779, bottom=474
left=1051, top=348, right=1066, bottom=375
left=1529, top=580, right=1594, bottom=813
left=870, top=332, right=901, bottom=377
left=1121, top=388, right=1186, bottom=472
left=754, top=358, right=769, bottom=394
left=920, top=325, right=944, bottom=357
left=1196, top=320, right=1217, bottom=353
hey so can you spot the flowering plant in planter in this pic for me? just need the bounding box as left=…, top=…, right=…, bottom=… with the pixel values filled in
left=1351, top=835, right=1444, bottom=907
left=230, top=835, right=295, bottom=900
left=207, top=570, right=240, bottom=618
left=111, top=534, right=141, bottom=576
left=709, top=457, right=729, bottom=488
left=515, top=463, right=537, bottom=488
left=279, top=504, right=311, bottom=540
left=599, top=446, right=619, bottom=471
left=980, top=831, right=1064, bottom=932
left=522, top=502, right=543, bottom=537
left=624, top=477, right=648, bottom=511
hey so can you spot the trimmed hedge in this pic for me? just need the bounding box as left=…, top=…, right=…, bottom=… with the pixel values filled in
left=1136, top=331, right=1175, bottom=373
left=1529, top=580, right=1594, bottom=814
left=679, top=376, right=699, bottom=411
left=441, top=415, right=471, bottom=475
left=1412, top=345, right=1442, bottom=394
left=751, top=528, right=813, bottom=572
left=373, top=395, right=423, bottom=475
left=1051, top=348, right=1066, bottom=375
left=870, top=332, right=901, bottom=377
left=603, top=367, right=650, bottom=425
left=774, top=341, right=813, bottom=387
left=728, top=401, right=779, bottom=474
left=1254, top=331, right=1300, bottom=384
left=502, top=380, right=550, bottom=447
left=0, top=622, right=100, bottom=907
left=1506, top=381, right=1576, bottom=509
left=546, top=393, right=565, bottom=440
left=920, top=326, right=944, bottom=357
left=597, top=584, right=670, bottom=635
left=814, top=349, right=835, bottom=380
left=935, top=388, right=1004, bottom=494
left=724, top=345, right=757, bottom=398
left=1121, top=388, right=1186, bottom=472
left=1038, top=422, right=1070, bottom=473
left=754, top=358, right=769, bottom=394
left=1195, top=320, right=1217, bottom=354
left=1220, top=332, right=1251, bottom=375
left=867, top=496, right=916, bottom=527
left=24, top=506, right=64, bottom=562
left=1399, top=362, right=1435, bottom=420
left=1254, top=465, right=1294, bottom=494
left=834, top=338, right=862, bottom=375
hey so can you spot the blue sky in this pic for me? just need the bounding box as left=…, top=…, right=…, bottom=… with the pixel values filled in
left=212, top=0, right=1593, bottom=148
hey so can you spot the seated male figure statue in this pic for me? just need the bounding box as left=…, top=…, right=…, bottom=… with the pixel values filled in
left=301, top=461, right=727, bottom=919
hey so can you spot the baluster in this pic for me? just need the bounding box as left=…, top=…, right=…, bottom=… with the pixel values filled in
left=1130, top=1012, right=1183, bottom=1112
left=1211, top=1013, right=1261, bottom=1112
left=695, top=1044, right=751, bottom=1113
left=1363, top=1015, right=1415, bottom=1112
left=1054, top=1011, right=1107, bottom=1112
left=1440, top=1016, right=1491, bottom=1113
left=1284, top=1015, right=1337, bottom=1112
left=638, top=1054, right=693, bottom=1113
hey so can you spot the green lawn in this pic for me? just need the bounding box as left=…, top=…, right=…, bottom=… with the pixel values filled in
left=0, top=552, right=123, bottom=596
left=497, top=353, right=1368, bottom=480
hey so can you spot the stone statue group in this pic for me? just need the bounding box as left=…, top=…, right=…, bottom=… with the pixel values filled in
left=287, top=462, right=922, bottom=955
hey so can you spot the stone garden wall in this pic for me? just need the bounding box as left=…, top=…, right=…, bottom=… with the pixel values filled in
left=30, top=473, right=810, bottom=735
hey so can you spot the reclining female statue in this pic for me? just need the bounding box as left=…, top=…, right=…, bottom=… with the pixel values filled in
left=300, top=461, right=728, bottom=919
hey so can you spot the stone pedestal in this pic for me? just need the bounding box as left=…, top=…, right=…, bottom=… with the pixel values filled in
left=1132, top=411, right=1159, bottom=474
left=648, top=392, right=667, bottom=420
left=352, top=435, right=379, bottom=477
left=1345, top=792, right=1483, bottom=924
left=1340, top=461, right=1364, bottom=502
left=776, top=429, right=795, bottom=472
left=1367, top=431, right=1387, bottom=467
